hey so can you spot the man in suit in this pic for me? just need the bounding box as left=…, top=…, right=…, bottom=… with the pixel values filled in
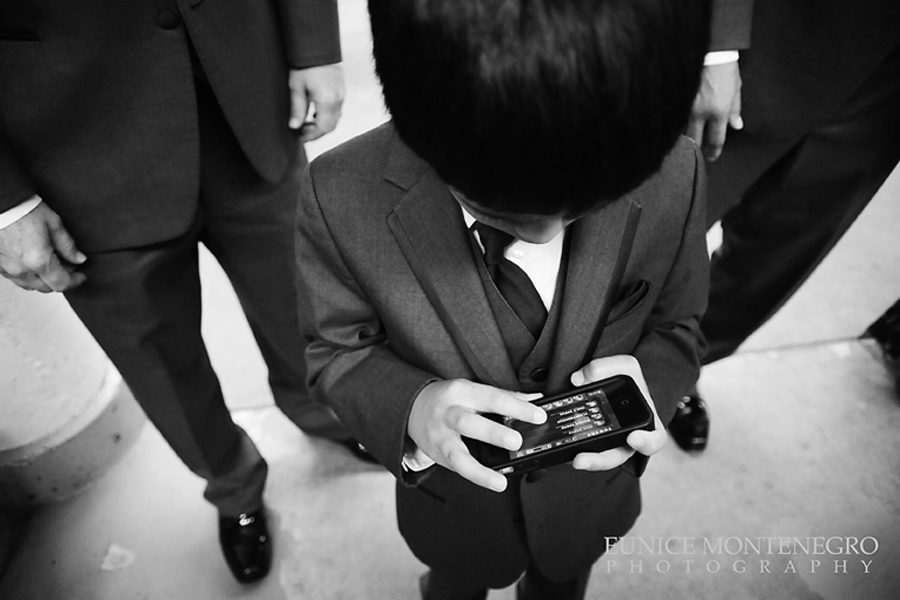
left=0, top=0, right=351, bottom=582
left=669, top=0, right=900, bottom=451
left=296, top=1, right=711, bottom=597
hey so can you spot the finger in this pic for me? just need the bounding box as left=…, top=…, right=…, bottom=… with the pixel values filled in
left=571, top=354, right=640, bottom=387
left=37, top=253, right=82, bottom=292
left=47, top=218, right=86, bottom=264
left=572, top=446, right=635, bottom=471
left=686, top=116, right=706, bottom=148
left=703, top=117, right=728, bottom=162
left=288, top=92, right=311, bottom=131
left=298, top=121, right=323, bottom=144
left=729, top=90, right=743, bottom=130
left=298, top=111, right=339, bottom=144
left=626, top=425, right=668, bottom=457
left=512, top=391, right=545, bottom=402
left=470, top=389, right=546, bottom=425
left=21, top=272, right=53, bottom=293
left=64, top=269, right=87, bottom=290
left=443, top=440, right=508, bottom=492
left=305, top=99, right=342, bottom=142
left=448, top=408, right=523, bottom=451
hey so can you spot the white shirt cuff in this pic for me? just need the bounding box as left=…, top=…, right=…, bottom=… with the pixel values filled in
left=402, top=447, right=436, bottom=472
left=704, top=50, right=739, bottom=66
left=0, top=195, right=42, bottom=230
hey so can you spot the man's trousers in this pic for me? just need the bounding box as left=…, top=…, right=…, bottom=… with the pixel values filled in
left=64, top=77, right=307, bottom=515
left=702, top=43, right=900, bottom=363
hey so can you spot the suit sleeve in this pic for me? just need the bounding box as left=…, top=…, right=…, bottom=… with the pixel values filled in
left=0, top=134, right=37, bottom=212
left=296, top=166, right=436, bottom=479
left=274, top=0, right=342, bottom=69
left=632, top=144, right=710, bottom=426
left=709, top=0, right=754, bottom=51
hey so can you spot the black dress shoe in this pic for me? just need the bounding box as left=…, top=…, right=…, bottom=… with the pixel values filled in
left=866, top=299, right=900, bottom=397
left=219, top=509, right=272, bottom=583
left=669, top=392, right=709, bottom=452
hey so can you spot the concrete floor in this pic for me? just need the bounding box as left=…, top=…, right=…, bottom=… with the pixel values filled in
left=2, top=1, right=900, bottom=598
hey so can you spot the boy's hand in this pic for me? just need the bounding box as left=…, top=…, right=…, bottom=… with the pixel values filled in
left=568, top=355, right=667, bottom=471
left=408, top=379, right=546, bottom=493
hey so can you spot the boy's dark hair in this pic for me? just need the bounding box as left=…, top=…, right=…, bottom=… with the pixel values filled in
left=369, top=0, right=711, bottom=215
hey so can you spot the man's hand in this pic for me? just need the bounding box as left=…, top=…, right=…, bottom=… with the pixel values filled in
left=408, top=379, right=546, bottom=493
left=568, top=355, right=667, bottom=471
left=288, top=63, right=345, bottom=143
left=687, top=61, right=743, bottom=162
left=0, top=202, right=86, bottom=292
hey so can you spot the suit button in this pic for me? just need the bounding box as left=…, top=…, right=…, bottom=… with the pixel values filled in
left=158, top=11, right=181, bottom=29
left=530, top=367, right=549, bottom=382
left=526, top=469, right=548, bottom=483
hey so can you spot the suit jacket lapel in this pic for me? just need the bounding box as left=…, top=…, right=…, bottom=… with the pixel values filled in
left=385, top=138, right=519, bottom=390
left=547, top=196, right=642, bottom=389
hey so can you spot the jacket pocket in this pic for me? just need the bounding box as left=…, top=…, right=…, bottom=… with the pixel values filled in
left=606, top=279, right=650, bottom=323
left=593, top=280, right=652, bottom=355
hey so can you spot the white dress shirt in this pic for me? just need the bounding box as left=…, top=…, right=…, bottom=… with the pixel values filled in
left=460, top=207, right=565, bottom=311
left=0, top=195, right=41, bottom=230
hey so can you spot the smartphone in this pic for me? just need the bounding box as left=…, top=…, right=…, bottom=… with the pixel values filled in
left=469, top=375, right=654, bottom=476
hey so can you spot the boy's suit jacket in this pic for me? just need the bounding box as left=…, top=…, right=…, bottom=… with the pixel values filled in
left=0, top=0, right=340, bottom=252
left=297, top=123, right=709, bottom=583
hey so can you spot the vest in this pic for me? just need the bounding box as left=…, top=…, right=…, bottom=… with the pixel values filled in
left=468, top=233, right=571, bottom=394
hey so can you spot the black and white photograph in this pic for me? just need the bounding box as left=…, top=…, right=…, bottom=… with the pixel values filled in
left=1, top=1, right=898, bottom=598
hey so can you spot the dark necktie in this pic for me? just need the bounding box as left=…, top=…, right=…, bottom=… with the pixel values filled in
left=473, top=222, right=548, bottom=339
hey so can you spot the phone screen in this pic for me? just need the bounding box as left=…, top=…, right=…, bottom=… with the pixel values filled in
left=503, top=386, right=623, bottom=460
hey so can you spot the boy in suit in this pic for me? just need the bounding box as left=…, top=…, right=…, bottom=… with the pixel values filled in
left=296, top=0, right=711, bottom=597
